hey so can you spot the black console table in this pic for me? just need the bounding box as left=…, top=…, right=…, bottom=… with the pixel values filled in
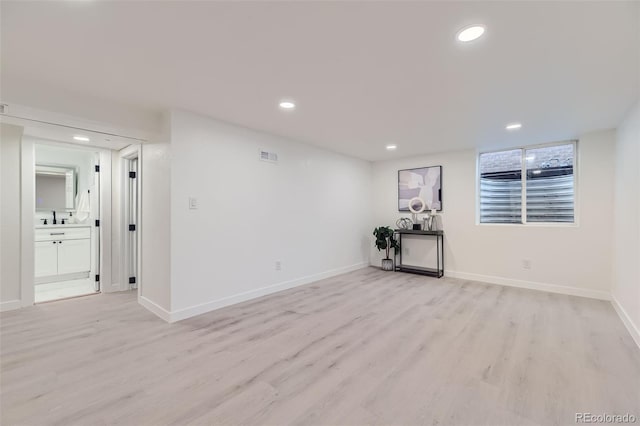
left=394, top=229, right=444, bottom=278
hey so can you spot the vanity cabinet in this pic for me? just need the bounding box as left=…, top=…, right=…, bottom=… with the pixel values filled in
left=35, top=227, right=91, bottom=278
left=57, top=239, right=91, bottom=275
left=35, top=241, right=59, bottom=277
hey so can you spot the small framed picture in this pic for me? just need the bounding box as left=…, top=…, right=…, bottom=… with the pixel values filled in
left=398, top=166, right=442, bottom=212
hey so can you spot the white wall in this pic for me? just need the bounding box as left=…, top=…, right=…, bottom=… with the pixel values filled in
left=371, top=129, right=616, bottom=300
left=168, top=110, right=372, bottom=320
left=139, top=141, right=172, bottom=315
left=612, top=102, right=640, bottom=346
left=0, top=124, right=24, bottom=311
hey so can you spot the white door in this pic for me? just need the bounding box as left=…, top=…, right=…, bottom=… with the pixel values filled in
left=92, top=154, right=100, bottom=291
left=127, top=158, right=138, bottom=289
left=35, top=241, right=58, bottom=277
left=57, top=239, right=91, bottom=275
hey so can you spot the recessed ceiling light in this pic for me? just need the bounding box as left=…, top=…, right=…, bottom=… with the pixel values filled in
left=386, top=144, right=397, bottom=151
left=456, top=25, right=486, bottom=42
left=279, top=101, right=296, bottom=109
left=73, top=135, right=90, bottom=142
left=505, top=123, right=522, bottom=131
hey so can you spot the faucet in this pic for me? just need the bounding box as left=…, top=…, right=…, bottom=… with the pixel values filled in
left=52, top=210, right=57, bottom=225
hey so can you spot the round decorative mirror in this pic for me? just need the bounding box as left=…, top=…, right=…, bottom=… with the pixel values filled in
left=408, top=197, right=426, bottom=214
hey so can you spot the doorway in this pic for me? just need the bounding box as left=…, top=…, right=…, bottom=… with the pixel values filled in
left=0, top=111, right=146, bottom=312
left=33, top=143, right=102, bottom=303
left=120, top=145, right=141, bottom=294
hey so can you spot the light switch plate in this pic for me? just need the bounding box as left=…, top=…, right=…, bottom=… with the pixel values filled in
left=189, top=197, right=198, bottom=209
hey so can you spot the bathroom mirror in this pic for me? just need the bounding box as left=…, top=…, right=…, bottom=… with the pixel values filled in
left=35, top=165, right=77, bottom=210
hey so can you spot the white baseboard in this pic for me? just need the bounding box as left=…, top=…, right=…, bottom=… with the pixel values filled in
left=0, top=299, right=22, bottom=312
left=611, top=296, right=640, bottom=350
left=138, top=296, right=172, bottom=322
left=446, top=270, right=611, bottom=301
left=167, top=262, right=369, bottom=323
left=35, top=272, right=89, bottom=285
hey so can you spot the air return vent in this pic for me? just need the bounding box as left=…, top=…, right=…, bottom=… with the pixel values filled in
left=259, top=149, right=278, bottom=164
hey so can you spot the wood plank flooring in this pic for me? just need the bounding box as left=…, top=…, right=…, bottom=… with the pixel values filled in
left=1, top=267, right=639, bottom=425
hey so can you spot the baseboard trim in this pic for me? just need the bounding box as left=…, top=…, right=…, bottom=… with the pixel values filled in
left=611, top=296, right=640, bottom=350
left=0, top=299, right=22, bottom=312
left=446, top=270, right=611, bottom=301
left=101, top=282, right=125, bottom=294
left=138, top=296, right=172, bottom=322
left=168, top=262, right=369, bottom=323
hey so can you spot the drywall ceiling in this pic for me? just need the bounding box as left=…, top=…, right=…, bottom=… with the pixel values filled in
left=1, top=1, right=638, bottom=161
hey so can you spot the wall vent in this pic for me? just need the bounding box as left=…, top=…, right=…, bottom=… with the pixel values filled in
left=259, top=149, right=278, bottom=164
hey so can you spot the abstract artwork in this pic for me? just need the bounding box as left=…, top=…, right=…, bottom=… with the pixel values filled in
left=398, top=166, right=442, bottom=212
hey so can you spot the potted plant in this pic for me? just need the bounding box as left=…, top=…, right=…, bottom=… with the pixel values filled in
left=373, top=226, right=399, bottom=271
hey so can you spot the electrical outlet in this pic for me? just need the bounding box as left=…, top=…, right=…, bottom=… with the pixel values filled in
left=275, top=261, right=282, bottom=271
left=189, top=197, right=198, bottom=209
left=522, top=259, right=532, bottom=270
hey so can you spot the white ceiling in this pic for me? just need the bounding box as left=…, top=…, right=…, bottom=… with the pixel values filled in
left=21, top=120, right=135, bottom=151
left=2, top=1, right=638, bottom=161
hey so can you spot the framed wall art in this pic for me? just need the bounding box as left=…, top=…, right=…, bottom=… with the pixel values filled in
left=398, top=165, right=442, bottom=212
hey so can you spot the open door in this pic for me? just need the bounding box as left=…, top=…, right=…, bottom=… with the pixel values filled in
left=126, top=157, right=138, bottom=289
left=91, top=153, right=101, bottom=292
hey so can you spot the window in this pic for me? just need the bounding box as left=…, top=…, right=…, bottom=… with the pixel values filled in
left=479, top=149, right=522, bottom=223
left=479, top=142, right=576, bottom=224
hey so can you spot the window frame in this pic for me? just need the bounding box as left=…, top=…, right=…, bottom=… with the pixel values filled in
left=476, top=140, right=579, bottom=227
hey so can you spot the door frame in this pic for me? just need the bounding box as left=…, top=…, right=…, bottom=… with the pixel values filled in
left=119, top=144, right=142, bottom=297
left=20, top=138, right=113, bottom=307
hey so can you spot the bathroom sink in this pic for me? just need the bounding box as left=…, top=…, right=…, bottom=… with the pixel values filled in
left=35, top=223, right=91, bottom=229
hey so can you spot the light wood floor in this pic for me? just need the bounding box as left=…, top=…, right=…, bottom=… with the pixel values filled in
left=1, top=267, right=639, bottom=425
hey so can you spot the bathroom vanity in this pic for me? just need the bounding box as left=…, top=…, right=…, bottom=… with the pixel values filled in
left=35, top=224, right=92, bottom=282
